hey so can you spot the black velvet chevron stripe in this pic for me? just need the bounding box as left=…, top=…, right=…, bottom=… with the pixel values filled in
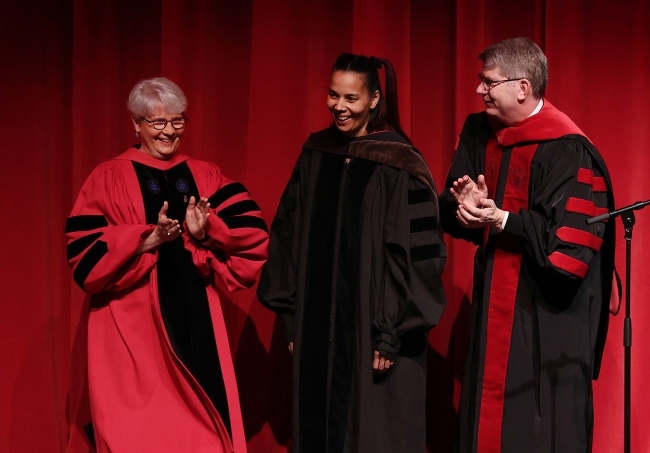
left=411, top=243, right=444, bottom=262
left=65, top=215, right=108, bottom=233
left=408, top=188, right=431, bottom=205
left=73, top=240, right=108, bottom=289
left=222, top=215, right=269, bottom=232
left=217, top=199, right=261, bottom=218
left=410, top=216, right=437, bottom=233
left=208, top=182, right=248, bottom=209
left=67, top=232, right=103, bottom=261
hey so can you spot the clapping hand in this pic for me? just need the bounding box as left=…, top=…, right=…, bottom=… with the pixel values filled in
left=155, top=201, right=181, bottom=240
left=136, top=201, right=180, bottom=254
left=456, top=197, right=505, bottom=229
left=450, top=174, right=488, bottom=208
left=185, top=196, right=211, bottom=241
left=449, top=175, right=504, bottom=229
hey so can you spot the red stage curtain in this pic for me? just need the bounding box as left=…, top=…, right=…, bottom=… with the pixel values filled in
left=2, top=0, right=649, bottom=451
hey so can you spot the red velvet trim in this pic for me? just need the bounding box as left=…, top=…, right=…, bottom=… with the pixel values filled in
left=114, top=147, right=191, bottom=170
left=495, top=101, right=587, bottom=146
left=576, top=168, right=593, bottom=185
left=483, top=138, right=502, bottom=199
left=565, top=197, right=597, bottom=216
left=565, top=198, right=609, bottom=222
left=548, top=251, right=589, bottom=278
left=594, top=206, right=609, bottom=217
left=592, top=177, right=607, bottom=192
left=482, top=137, right=502, bottom=246
left=556, top=226, right=603, bottom=251
left=576, top=168, right=607, bottom=192
left=477, top=143, right=537, bottom=452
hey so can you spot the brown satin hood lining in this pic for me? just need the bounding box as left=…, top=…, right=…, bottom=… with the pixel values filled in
left=303, top=128, right=440, bottom=217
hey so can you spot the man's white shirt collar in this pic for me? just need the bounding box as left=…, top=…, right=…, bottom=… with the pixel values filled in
left=529, top=98, right=544, bottom=117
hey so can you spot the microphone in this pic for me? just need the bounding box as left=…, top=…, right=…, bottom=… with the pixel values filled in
left=587, top=200, right=650, bottom=225
left=586, top=212, right=611, bottom=224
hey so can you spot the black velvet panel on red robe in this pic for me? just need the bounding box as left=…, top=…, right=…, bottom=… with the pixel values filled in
left=65, top=148, right=269, bottom=453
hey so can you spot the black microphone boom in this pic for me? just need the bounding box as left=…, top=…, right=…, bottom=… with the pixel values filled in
left=588, top=198, right=650, bottom=453
left=586, top=200, right=650, bottom=224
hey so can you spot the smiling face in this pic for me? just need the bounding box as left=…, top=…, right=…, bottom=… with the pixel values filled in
left=326, top=70, right=379, bottom=138
left=476, top=66, right=526, bottom=126
left=132, top=104, right=185, bottom=160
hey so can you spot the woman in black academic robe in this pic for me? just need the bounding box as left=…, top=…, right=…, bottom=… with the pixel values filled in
left=257, top=52, right=447, bottom=453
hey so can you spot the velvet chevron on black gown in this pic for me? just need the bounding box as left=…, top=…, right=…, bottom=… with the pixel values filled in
left=439, top=102, right=616, bottom=453
left=258, top=127, right=447, bottom=453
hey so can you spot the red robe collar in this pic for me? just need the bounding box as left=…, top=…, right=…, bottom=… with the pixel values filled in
left=494, top=100, right=588, bottom=147
left=115, top=147, right=191, bottom=170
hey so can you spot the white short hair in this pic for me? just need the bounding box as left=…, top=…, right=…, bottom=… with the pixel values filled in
left=127, top=77, right=187, bottom=118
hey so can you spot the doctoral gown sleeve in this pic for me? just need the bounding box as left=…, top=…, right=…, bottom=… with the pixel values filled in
left=182, top=162, right=269, bottom=291
left=65, top=163, right=157, bottom=295
left=373, top=169, right=447, bottom=360
left=439, top=114, right=486, bottom=244
left=256, top=155, right=306, bottom=343
left=502, top=139, right=609, bottom=279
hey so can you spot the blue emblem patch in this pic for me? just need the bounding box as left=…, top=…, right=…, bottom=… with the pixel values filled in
left=148, top=180, right=161, bottom=194
left=176, top=178, right=189, bottom=193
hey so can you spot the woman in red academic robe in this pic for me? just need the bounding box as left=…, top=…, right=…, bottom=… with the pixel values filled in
left=65, top=77, right=268, bottom=453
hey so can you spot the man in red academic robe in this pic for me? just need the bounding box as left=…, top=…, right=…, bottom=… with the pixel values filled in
left=439, top=37, right=616, bottom=453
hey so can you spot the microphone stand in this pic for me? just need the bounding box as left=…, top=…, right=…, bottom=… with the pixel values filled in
left=588, top=199, right=650, bottom=453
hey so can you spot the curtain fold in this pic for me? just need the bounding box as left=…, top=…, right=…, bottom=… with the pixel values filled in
left=1, top=1, right=648, bottom=451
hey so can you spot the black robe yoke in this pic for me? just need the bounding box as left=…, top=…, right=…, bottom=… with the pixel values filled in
left=257, top=127, right=447, bottom=453
left=440, top=102, right=616, bottom=453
